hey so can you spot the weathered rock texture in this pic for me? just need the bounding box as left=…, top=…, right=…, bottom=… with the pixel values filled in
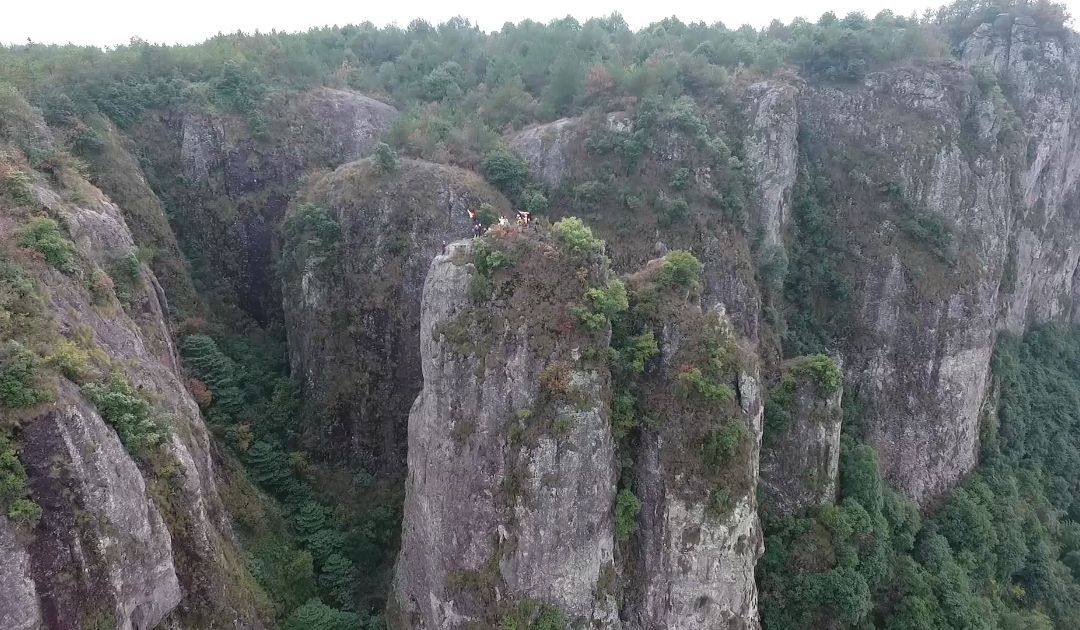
left=790, top=19, right=1079, bottom=504
left=21, top=387, right=181, bottom=630
left=759, top=363, right=843, bottom=518
left=392, top=242, right=766, bottom=629
left=743, top=80, right=799, bottom=249
left=502, top=20, right=1080, bottom=510
left=508, top=110, right=764, bottom=345
left=0, top=517, right=41, bottom=630
left=282, top=158, right=510, bottom=471
left=507, top=117, right=583, bottom=187
left=392, top=230, right=620, bottom=627
left=622, top=258, right=764, bottom=630
left=0, top=91, right=266, bottom=627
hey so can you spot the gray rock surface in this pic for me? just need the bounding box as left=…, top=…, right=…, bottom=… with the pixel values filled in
left=733, top=20, right=1080, bottom=505
left=508, top=117, right=581, bottom=187
left=744, top=80, right=799, bottom=249
left=143, top=87, right=401, bottom=325
left=0, top=517, right=41, bottom=630
left=392, top=235, right=619, bottom=627
left=759, top=370, right=843, bottom=518
left=0, top=101, right=266, bottom=626
left=621, top=260, right=764, bottom=630
left=283, top=158, right=511, bottom=471
left=297, top=88, right=401, bottom=163
left=21, top=389, right=181, bottom=630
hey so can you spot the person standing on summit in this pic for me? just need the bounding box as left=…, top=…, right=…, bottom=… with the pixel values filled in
left=468, top=208, right=483, bottom=237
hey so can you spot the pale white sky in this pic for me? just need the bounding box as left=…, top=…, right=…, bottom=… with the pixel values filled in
left=3, top=0, right=1078, bottom=47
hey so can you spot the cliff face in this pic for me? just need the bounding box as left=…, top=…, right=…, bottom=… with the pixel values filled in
left=503, top=21, right=1080, bottom=509
left=788, top=19, right=1080, bottom=504
left=132, top=87, right=399, bottom=325
left=508, top=109, right=764, bottom=346
left=622, top=259, right=764, bottom=630
left=0, top=90, right=266, bottom=628
left=3, top=13, right=1079, bottom=630
left=392, top=230, right=620, bottom=627
left=759, top=359, right=843, bottom=518
left=19, top=389, right=181, bottom=630
left=281, top=158, right=511, bottom=472
left=392, top=238, right=767, bottom=628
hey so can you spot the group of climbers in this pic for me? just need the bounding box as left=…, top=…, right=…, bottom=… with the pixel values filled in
left=467, top=207, right=531, bottom=237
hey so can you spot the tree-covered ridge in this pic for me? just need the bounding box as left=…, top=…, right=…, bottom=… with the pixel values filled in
left=760, top=325, right=1080, bottom=629
left=0, top=2, right=1068, bottom=152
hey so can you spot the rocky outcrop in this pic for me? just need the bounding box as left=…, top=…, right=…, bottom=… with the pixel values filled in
left=49, top=183, right=265, bottom=626
left=77, top=114, right=201, bottom=320
left=507, top=111, right=764, bottom=344
left=959, top=16, right=1080, bottom=330
left=784, top=18, right=1080, bottom=504
left=390, top=240, right=767, bottom=628
left=621, top=257, right=764, bottom=630
left=22, top=388, right=181, bottom=630
left=508, top=117, right=582, bottom=188
left=744, top=80, right=799, bottom=249
left=392, top=229, right=620, bottom=627
left=0, top=517, right=40, bottom=630
left=759, top=360, right=843, bottom=518
left=512, top=21, right=1080, bottom=514
left=0, top=92, right=267, bottom=627
left=295, top=88, right=401, bottom=164
left=283, top=158, right=511, bottom=471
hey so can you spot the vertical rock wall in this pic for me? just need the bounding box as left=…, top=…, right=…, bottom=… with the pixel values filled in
left=759, top=360, right=843, bottom=518
left=282, top=158, right=511, bottom=472
left=0, top=96, right=266, bottom=627
left=620, top=258, right=764, bottom=630
left=392, top=231, right=620, bottom=627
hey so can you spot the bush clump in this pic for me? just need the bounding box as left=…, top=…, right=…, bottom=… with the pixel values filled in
left=702, top=421, right=748, bottom=473
left=497, top=600, right=568, bottom=630
left=82, top=372, right=167, bottom=457
left=0, top=259, right=40, bottom=337
left=611, top=391, right=638, bottom=439
left=18, top=217, right=77, bottom=273
left=46, top=340, right=92, bottom=382
left=585, top=280, right=628, bottom=319
left=373, top=142, right=398, bottom=173
left=614, top=487, right=642, bottom=542
left=575, top=279, right=628, bottom=333
left=899, top=212, right=954, bottom=263
left=281, top=204, right=342, bottom=273
left=108, top=252, right=143, bottom=308
left=789, top=354, right=842, bottom=396
left=0, top=435, right=42, bottom=527
left=551, top=217, right=605, bottom=259
left=658, top=250, right=702, bottom=290
left=676, top=365, right=734, bottom=405
left=481, top=148, right=529, bottom=199
left=2, top=169, right=34, bottom=205
left=0, top=340, right=53, bottom=408
left=613, top=331, right=659, bottom=375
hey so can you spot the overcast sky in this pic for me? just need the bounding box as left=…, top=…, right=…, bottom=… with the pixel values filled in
left=3, top=0, right=1078, bottom=47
